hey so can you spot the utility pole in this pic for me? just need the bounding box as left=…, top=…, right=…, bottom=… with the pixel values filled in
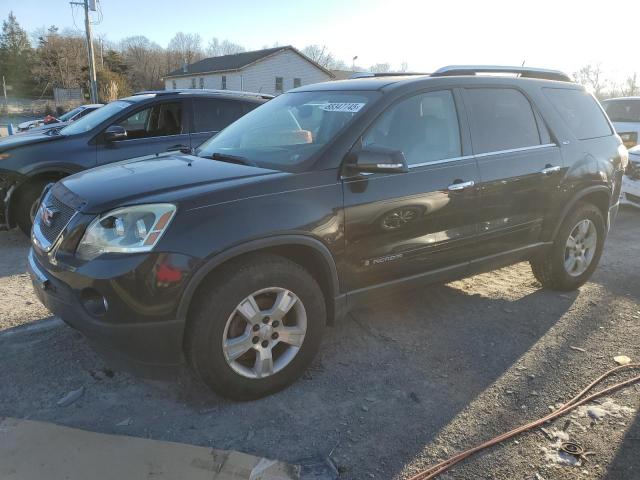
left=71, top=0, right=98, bottom=103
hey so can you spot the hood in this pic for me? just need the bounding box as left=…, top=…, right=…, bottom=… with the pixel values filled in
left=60, top=153, right=282, bottom=213
left=16, top=122, right=69, bottom=136
left=18, top=119, right=41, bottom=128
left=0, top=131, right=62, bottom=150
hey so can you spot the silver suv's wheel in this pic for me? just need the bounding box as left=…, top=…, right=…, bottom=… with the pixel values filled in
left=186, top=253, right=326, bottom=400
left=222, top=287, right=307, bottom=379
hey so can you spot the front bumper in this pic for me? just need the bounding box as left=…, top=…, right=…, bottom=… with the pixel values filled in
left=620, top=175, right=640, bottom=208
left=28, top=248, right=198, bottom=371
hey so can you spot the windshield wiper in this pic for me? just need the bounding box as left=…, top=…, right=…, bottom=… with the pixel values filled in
left=209, top=152, right=256, bottom=167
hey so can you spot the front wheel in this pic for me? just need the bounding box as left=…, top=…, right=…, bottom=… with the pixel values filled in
left=15, top=180, right=50, bottom=236
left=185, top=254, right=326, bottom=400
left=530, top=202, right=606, bottom=291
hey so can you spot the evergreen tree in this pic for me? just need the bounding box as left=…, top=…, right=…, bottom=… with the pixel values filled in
left=0, top=12, right=34, bottom=96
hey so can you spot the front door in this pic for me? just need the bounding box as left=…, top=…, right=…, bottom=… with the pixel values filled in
left=342, top=90, right=480, bottom=293
left=96, top=100, right=189, bottom=165
left=463, top=87, right=564, bottom=257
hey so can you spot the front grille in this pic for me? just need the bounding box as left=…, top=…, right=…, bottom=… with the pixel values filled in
left=37, top=192, right=76, bottom=245
left=627, top=161, right=640, bottom=180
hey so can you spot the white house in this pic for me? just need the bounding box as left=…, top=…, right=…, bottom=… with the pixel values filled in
left=163, top=46, right=334, bottom=95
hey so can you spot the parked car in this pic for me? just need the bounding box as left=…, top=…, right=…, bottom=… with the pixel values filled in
left=0, top=90, right=271, bottom=234
left=28, top=66, right=627, bottom=400
left=601, top=97, right=640, bottom=149
left=621, top=145, right=640, bottom=208
left=16, top=104, right=104, bottom=132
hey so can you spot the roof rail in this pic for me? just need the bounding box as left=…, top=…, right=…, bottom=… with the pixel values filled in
left=133, top=89, right=274, bottom=100
left=348, top=72, right=430, bottom=79
left=431, top=65, right=572, bottom=82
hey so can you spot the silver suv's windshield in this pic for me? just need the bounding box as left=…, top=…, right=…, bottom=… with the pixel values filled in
left=60, top=100, right=130, bottom=135
left=58, top=106, right=84, bottom=122
left=196, top=90, right=378, bottom=170
left=603, top=99, right=640, bottom=123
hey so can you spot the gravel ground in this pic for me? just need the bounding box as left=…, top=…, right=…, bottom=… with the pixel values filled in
left=1, top=209, right=639, bottom=479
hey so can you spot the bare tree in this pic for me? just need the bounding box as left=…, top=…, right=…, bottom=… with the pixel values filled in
left=301, top=45, right=335, bottom=69
left=206, top=37, right=245, bottom=57
left=369, top=63, right=391, bottom=73
left=622, top=73, right=639, bottom=97
left=119, top=35, right=165, bottom=90
left=32, top=27, right=87, bottom=90
left=573, top=64, right=607, bottom=99
left=167, top=32, right=203, bottom=69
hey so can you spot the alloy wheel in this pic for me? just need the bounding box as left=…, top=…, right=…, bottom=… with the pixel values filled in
left=222, top=287, right=307, bottom=379
left=564, top=219, right=597, bottom=277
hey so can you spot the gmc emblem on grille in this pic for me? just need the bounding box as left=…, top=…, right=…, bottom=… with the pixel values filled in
left=41, top=205, right=59, bottom=227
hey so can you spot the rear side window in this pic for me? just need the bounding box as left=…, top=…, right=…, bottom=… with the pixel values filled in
left=465, top=88, right=541, bottom=154
left=544, top=88, right=612, bottom=140
left=602, top=99, right=640, bottom=123
left=192, top=99, right=245, bottom=133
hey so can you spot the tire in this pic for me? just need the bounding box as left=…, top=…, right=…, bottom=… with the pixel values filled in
left=15, top=180, right=50, bottom=236
left=530, top=202, right=606, bottom=291
left=185, top=253, right=326, bottom=400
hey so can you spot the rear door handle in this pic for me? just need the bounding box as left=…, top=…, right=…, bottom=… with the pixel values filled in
left=447, top=180, right=475, bottom=192
left=541, top=165, right=561, bottom=175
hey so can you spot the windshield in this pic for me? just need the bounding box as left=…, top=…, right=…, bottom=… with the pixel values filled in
left=60, top=100, right=131, bottom=135
left=196, top=90, right=377, bottom=170
left=58, top=106, right=84, bottom=122
left=603, top=99, right=640, bottom=123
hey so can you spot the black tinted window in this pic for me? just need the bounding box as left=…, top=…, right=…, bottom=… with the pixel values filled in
left=363, top=90, right=461, bottom=165
left=193, top=99, right=245, bottom=133
left=465, top=88, right=541, bottom=154
left=115, top=102, right=183, bottom=140
left=544, top=88, right=612, bottom=140
left=603, top=99, right=640, bottom=123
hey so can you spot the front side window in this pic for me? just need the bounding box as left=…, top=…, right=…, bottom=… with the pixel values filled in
left=221, top=75, right=227, bottom=90
left=363, top=90, right=461, bottom=165
left=60, top=100, right=130, bottom=135
left=196, top=90, right=378, bottom=171
left=465, top=88, right=541, bottom=154
left=275, top=77, right=283, bottom=93
left=544, top=88, right=612, bottom=140
left=113, top=101, right=183, bottom=140
left=192, top=99, right=245, bottom=133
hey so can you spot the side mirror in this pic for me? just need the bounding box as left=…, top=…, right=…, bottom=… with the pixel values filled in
left=348, top=145, right=408, bottom=174
left=104, top=125, right=127, bottom=143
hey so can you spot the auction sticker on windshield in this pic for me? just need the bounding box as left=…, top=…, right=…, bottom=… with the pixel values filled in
left=320, top=103, right=365, bottom=113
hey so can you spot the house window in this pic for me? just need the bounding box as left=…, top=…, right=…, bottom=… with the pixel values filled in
left=191, top=78, right=196, bottom=89
left=199, top=77, right=204, bottom=89
left=293, top=78, right=301, bottom=88
left=172, top=80, right=176, bottom=89
left=221, top=75, right=227, bottom=90
left=275, top=76, right=283, bottom=93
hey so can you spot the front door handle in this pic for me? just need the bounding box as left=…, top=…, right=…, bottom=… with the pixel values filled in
left=447, top=180, right=475, bottom=192
left=541, top=165, right=561, bottom=175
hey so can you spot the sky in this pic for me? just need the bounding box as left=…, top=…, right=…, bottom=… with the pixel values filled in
left=3, top=0, right=638, bottom=82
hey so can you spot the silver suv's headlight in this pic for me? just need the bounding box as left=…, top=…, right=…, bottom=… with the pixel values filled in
left=77, top=204, right=176, bottom=261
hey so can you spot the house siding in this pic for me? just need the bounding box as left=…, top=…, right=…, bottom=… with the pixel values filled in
left=164, top=49, right=332, bottom=95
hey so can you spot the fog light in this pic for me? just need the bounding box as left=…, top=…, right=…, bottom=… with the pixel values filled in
left=80, top=288, right=108, bottom=316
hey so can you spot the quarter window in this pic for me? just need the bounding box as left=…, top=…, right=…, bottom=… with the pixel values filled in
left=275, top=77, right=283, bottom=93
left=362, top=90, right=462, bottom=165
left=465, top=88, right=541, bottom=154
left=544, top=88, right=612, bottom=140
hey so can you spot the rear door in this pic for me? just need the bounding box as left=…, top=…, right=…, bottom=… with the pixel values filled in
left=464, top=87, right=564, bottom=256
left=342, top=89, right=480, bottom=293
left=189, top=98, right=256, bottom=148
left=96, top=100, right=189, bottom=165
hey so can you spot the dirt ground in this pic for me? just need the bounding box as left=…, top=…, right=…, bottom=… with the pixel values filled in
left=1, top=209, right=639, bottom=480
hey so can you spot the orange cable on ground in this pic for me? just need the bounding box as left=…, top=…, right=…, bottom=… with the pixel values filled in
left=408, top=364, right=640, bottom=480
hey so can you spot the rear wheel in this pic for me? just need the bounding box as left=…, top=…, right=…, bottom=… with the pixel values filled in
left=185, top=254, right=326, bottom=400
left=530, top=202, right=605, bottom=291
left=15, top=180, right=51, bottom=236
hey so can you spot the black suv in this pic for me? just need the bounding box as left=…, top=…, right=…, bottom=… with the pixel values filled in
left=28, top=66, right=628, bottom=400
left=0, top=89, right=270, bottom=235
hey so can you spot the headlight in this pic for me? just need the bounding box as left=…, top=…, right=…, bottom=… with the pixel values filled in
left=77, top=204, right=176, bottom=261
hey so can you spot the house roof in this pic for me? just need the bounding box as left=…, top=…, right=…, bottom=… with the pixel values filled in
left=164, top=46, right=334, bottom=79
